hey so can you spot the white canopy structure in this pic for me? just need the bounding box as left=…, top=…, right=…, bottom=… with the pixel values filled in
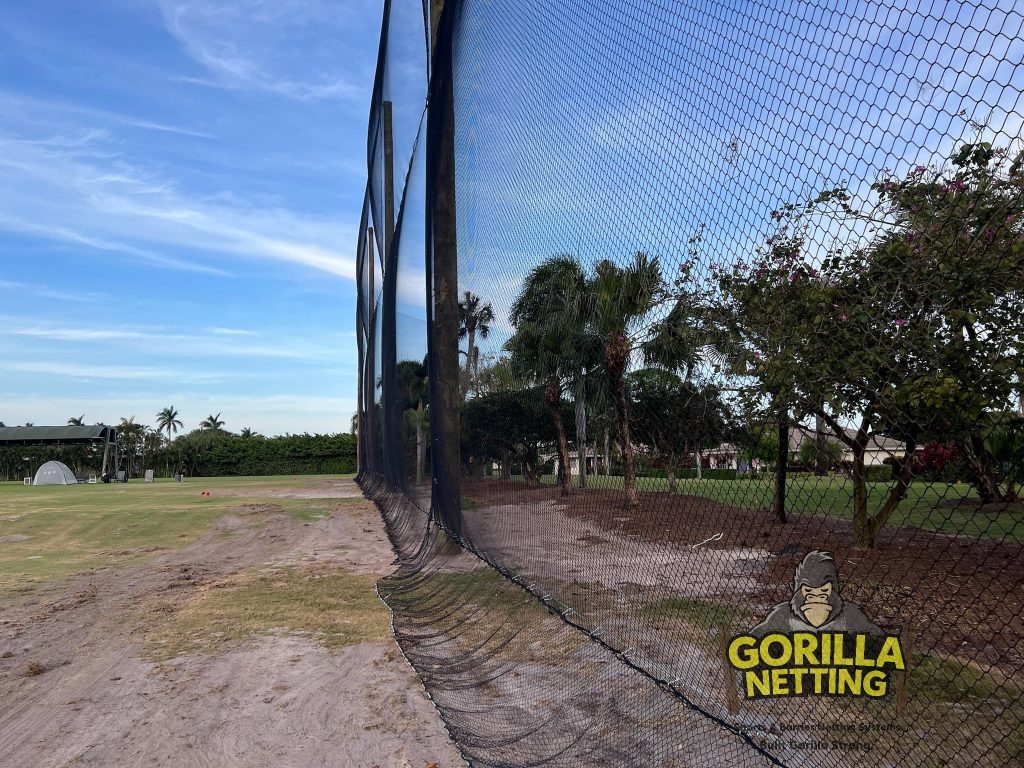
left=33, top=460, right=78, bottom=486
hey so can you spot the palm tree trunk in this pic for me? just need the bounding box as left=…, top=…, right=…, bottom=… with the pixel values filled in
left=604, top=428, right=610, bottom=476
left=415, top=402, right=425, bottom=484
left=605, top=333, right=637, bottom=508
left=545, top=377, right=572, bottom=496
left=612, top=373, right=638, bottom=507
left=464, top=328, right=475, bottom=400
left=575, top=380, right=587, bottom=489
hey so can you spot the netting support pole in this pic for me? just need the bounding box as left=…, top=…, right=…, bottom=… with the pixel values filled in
left=383, top=100, right=396, bottom=260
left=380, top=98, right=404, bottom=487
left=718, top=621, right=740, bottom=714
left=366, top=227, right=377, bottom=476
left=426, top=0, right=462, bottom=538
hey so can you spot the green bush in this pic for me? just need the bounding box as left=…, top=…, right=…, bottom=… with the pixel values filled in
left=864, top=464, right=893, bottom=482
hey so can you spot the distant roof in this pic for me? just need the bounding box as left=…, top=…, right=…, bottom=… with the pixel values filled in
left=0, top=425, right=117, bottom=446
left=789, top=424, right=905, bottom=453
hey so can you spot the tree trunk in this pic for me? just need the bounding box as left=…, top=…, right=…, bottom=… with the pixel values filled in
left=575, top=384, right=587, bottom=489
left=545, top=377, right=572, bottom=496
left=612, top=386, right=637, bottom=507
left=867, top=437, right=919, bottom=544
left=773, top=407, right=789, bottom=524
left=604, top=429, right=610, bottom=476
left=962, top=436, right=1002, bottom=503
left=666, top=454, right=678, bottom=493
left=415, top=403, right=425, bottom=484
left=851, top=446, right=871, bottom=547
left=463, top=327, right=475, bottom=401
left=604, top=332, right=637, bottom=507
left=500, top=449, right=511, bottom=480
left=695, top=450, right=702, bottom=480
left=814, top=412, right=829, bottom=476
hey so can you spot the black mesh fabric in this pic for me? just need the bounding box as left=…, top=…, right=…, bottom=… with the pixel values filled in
left=356, top=2, right=1024, bottom=766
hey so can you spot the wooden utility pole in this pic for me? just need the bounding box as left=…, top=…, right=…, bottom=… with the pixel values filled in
left=427, top=0, right=462, bottom=539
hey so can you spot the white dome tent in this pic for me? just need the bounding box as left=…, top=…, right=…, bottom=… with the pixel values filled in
left=33, top=460, right=79, bottom=486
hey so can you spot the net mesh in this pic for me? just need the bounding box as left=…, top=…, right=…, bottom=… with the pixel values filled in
left=356, top=2, right=1024, bottom=766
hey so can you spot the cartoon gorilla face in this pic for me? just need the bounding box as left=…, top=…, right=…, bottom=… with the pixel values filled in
left=789, top=550, right=842, bottom=627
left=750, top=550, right=884, bottom=636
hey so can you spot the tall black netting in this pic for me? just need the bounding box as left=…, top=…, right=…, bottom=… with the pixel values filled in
left=356, top=2, right=1024, bottom=766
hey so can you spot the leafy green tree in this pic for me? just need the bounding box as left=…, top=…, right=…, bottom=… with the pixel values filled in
left=118, top=416, right=146, bottom=477
left=797, top=435, right=843, bottom=471
left=461, top=388, right=569, bottom=483
left=721, top=141, right=1024, bottom=546
left=67, top=415, right=85, bottom=426
left=627, top=368, right=726, bottom=491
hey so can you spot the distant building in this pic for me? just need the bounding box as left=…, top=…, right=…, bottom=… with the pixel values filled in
left=788, top=424, right=906, bottom=467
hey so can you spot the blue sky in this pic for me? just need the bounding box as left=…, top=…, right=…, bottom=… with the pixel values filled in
left=453, top=0, right=1024, bottom=370
left=0, top=0, right=382, bottom=435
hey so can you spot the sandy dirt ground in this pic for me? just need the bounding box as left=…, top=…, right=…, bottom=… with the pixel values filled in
left=0, top=478, right=463, bottom=768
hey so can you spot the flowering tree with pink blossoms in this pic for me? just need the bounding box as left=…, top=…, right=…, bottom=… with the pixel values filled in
left=719, top=142, right=1024, bottom=546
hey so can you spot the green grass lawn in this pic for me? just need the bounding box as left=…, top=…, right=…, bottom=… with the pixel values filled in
left=534, top=473, right=1023, bottom=542
left=0, top=474, right=355, bottom=600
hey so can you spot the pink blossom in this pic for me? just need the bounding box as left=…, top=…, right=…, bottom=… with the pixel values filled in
left=895, top=319, right=907, bottom=328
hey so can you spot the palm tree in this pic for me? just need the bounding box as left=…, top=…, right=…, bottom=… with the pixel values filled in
left=199, top=413, right=225, bottom=432
left=589, top=253, right=668, bottom=508
left=508, top=256, right=591, bottom=496
left=67, top=415, right=85, bottom=426
left=155, top=406, right=183, bottom=445
left=458, top=291, right=495, bottom=399
left=239, top=427, right=258, bottom=438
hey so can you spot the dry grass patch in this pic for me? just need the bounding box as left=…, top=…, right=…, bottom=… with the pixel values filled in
left=142, top=565, right=390, bottom=660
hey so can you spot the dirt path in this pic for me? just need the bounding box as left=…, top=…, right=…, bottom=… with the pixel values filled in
left=0, top=479, right=463, bottom=768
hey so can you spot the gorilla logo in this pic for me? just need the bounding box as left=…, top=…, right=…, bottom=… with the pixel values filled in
left=751, top=551, right=882, bottom=636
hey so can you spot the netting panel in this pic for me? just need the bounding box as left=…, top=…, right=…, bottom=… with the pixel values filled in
left=357, top=1, right=1024, bottom=766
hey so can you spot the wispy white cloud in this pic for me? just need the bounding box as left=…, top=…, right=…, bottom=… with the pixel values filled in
left=157, top=0, right=363, bottom=102
left=207, top=326, right=258, bottom=336
left=0, top=88, right=214, bottom=139
left=6, top=321, right=352, bottom=363
left=0, top=278, right=112, bottom=304
left=1, top=361, right=235, bottom=384
left=0, top=131, right=354, bottom=280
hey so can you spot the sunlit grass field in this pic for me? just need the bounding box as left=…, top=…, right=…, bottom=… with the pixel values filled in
left=537, top=473, right=1023, bottom=542
left=0, top=474, right=355, bottom=600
